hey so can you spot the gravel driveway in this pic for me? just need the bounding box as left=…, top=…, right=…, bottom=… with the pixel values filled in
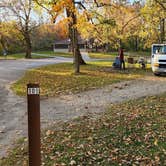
left=0, top=59, right=166, bottom=158
left=0, top=57, right=73, bottom=157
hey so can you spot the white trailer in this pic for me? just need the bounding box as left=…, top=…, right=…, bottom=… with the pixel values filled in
left=151, top=44, right=166, bottom=76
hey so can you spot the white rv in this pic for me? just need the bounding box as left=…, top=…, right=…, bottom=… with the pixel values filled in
left=151, top=44, right=166, bottom=76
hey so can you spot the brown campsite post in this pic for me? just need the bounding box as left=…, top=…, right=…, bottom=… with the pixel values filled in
left=27, top=83, right=41, bottom=166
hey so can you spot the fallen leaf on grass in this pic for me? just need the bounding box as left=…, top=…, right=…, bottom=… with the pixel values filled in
left=154, top=139, right=158, bottom=146
left=69, top=160, right=76, bottom=165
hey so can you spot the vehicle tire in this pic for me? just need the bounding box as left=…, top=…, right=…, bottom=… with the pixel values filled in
left=154, top=73, right=160, bottom=76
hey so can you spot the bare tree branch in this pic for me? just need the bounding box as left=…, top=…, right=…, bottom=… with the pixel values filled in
left=154, top=0, right=166, bottom=11
left=93, top=0, right=111, bottom=7
left=121, top=14, right=141, bottom=33
left=34, top=0, right=54, bottom=18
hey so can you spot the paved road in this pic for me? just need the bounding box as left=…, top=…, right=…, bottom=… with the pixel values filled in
left=0, top=57, right=73, bottom=158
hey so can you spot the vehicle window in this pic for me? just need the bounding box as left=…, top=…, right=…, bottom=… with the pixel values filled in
left=153, top=45, right=166, bottom=54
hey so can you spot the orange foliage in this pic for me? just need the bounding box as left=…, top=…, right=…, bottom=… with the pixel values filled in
left=51, top=0, right=75, bottom=21
left=52, top=0, right=73, bottom=13
left=54, top=20, right=68, bottom=40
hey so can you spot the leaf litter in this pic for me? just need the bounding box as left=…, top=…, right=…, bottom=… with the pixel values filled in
left=1, top=93, right=166, bottom=165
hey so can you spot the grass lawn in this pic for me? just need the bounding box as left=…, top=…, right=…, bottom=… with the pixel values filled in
left=89, top=51, right=150, bottom=60
left=33, top=51, right=72, bottom=58
left=11, top=61, right=151, bottom=97
left=126, top=51, right=150, bottom=57
left=0, top=51, right=72, bottom=59
left=89, top=52, right=117, bottom=59
left=1, top=93, right=165, bottom=165
left=0, top=53, right=25, bottom=59
left=0, top=53, right=53, bottom=59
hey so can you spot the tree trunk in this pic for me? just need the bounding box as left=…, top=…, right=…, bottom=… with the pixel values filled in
left=0, top=35, right=7, bottom=52
left=70, top=8, right=79, bottom=74
left=25, top=32, right=32, bottom=59
left=161, top=18, right=165, bottom=43
left=77, top=48, right=86, bottom=65
left=119, top=39, right=122, bottom=48
left=135, top=36, right=138, bottom=51
left=73, top=28, right=80, bottom=73
left=66, top=3, right=86, bottom=73
left=95, top=45, right=98, bottom=52
left=25, top=45, right=32, bottom=59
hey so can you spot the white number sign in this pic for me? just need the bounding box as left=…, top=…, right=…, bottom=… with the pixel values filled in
left=28, top=88, right=40, bottom=95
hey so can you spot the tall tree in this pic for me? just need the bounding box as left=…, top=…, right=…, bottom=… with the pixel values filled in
left=1, top=0, right=40, bottom=58
left=0, top=21, right=24, bottom=54
left=78, top=0, right=142, bottom=49
left=141, top=0, right=166, bottom=47
left=32, top=21, right=68, bottom=51
left=35, top=0, right=86, bottom=74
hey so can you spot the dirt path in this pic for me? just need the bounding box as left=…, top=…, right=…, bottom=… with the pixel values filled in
left=0, top=75, right=166, bottom=158
left=41, top=76, right=166, bottom=124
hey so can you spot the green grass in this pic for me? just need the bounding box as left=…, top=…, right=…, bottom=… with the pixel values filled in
left=11, top=61, right=151, bottom=97
left=0, top=53, right=25, bottom=59
left=0, top=51, right=72, bottom=59
left=1, top=93, right=165, bottom=165
left=126, top=51, right=150, bottom=57
left=89, top=52, right=117, bottom=59
left=89, top=51, right=150, bottom=60
left=33, top=51, right=72, bottom=58
left=0, top=53, right=52, bottom=59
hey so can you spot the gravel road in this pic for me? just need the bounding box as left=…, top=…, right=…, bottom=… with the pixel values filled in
left=0, top=58, right=166, bottom=158
left=0, top=57, right=73, bottom=158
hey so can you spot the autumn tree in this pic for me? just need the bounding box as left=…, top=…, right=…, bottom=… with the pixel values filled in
left=53, top=0, right=87, bottom=73
left=31, top=21, right=68, bottom=51
left=77, top=1, right=115, bottom=51
left=54, top=21, right=68, bottom=40
left=0, top=21, right=24, bottom=54
left=78, top=0, right=142, bottom=50
left=140, top=0, right=166, bottom=47
left=35, top=0, right=86, bottom=74
left=1, top=0, right=41, bottom=58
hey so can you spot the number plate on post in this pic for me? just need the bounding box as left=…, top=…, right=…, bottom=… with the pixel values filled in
left=28, top=88, right=40, bottom=95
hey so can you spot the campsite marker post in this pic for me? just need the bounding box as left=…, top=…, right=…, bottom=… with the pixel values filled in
left=27, top=83, right=41, bottom=166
